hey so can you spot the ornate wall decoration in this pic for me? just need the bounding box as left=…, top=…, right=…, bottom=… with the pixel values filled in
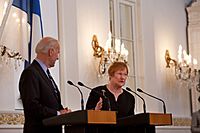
left=173, top=117, right=191, bottom=126
left=0, top=112, right=191, bottom=127
left=0, top=45, right=24, bottom=70
left=0, top=113, right=24, bottom=125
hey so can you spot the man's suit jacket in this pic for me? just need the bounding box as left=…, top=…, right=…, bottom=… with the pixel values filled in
left=191, top=110, right=200, bottom=133
left=19, top=60, right=63, bottom=133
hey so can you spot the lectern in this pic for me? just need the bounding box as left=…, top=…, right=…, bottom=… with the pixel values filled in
left=43, top=111, right=172, bottom=133
left=117, top=113, right=172, bottom=133
left=43, top=110, right=116, bottom=133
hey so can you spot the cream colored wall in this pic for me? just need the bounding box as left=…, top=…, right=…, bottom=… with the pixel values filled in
left=0, top=0, right=59, bottom=132
left=60, top=0, right=193, bottom=117
left=57, top=0, right=80, bottom=110
left=0, top=0, right=194, bottom=132
left=141, top=0, right=192, bottom=117
left=0, top=0, right=192, bottom=114
left=0, top=0, right=59, bottom=110
left=58, top=0, right=110, bottom=110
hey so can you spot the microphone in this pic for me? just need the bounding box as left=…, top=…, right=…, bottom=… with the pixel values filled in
left=102, top=90, right=111, bottom=111
left=137, top=88, right=166, bottom=114
left=67, top=80, right=84, bottom=110
left=78, top=81, right=111, bottom=111
left=126, top=87, right=146, bottom=113
left=77, top=81, right=104, bottom=97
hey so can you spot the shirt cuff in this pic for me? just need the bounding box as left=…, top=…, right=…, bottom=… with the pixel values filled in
left=57, top=111, right=60, bottom=115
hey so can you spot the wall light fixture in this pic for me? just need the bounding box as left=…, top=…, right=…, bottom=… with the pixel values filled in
left=91, top=32, right=128, bottom=75
left=165, top=45, right=198, bottom=80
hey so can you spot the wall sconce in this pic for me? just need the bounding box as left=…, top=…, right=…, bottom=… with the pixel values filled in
left=165, top=45, right=200, bottom=115
left=0, top=44, right=24, bottom=69
left=91, top=32, right=128, bottom=75
left=165, top=45, right=198, bottom=80
left=165, top=49, right=177, bottom=68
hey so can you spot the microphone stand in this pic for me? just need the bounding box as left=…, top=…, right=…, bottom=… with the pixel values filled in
left=78, top=81, right=103, bottom=97
left=67, top=81, right=84, bottom=110
left=137, top=88, right=166, bottom=114
left=78, top=81, right=112, bottom=111
left=126, top=87, right=146, bottom=113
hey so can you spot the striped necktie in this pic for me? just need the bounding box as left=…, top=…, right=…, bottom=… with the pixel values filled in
left=46, top=69, right=58, bottom=97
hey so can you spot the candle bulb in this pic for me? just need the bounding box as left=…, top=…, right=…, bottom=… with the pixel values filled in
left=187, top=54, right=192, bottom=65
left=105, top=31, right=112, bottom=54
left=178, top=45, right=182, bottom=63
left=183, top=50, right=187, bottom=61
left=193, top=58, right=198, bottom=69
left=115, top=39, right=120, bottom=53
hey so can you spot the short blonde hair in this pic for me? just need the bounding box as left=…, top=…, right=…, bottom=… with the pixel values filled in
left=108, top=62, right=128, bottom=76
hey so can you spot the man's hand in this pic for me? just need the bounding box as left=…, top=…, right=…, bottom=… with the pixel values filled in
left=59, top=107, right=71, bottom=115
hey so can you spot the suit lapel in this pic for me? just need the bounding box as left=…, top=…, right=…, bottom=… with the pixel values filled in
left=32, top=60, right=61, bottom=102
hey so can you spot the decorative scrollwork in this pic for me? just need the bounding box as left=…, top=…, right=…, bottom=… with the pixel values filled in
left=91, top=34, right=128, bottom=76
left=196, top=84, right=200, bottom=92
left=91, top=35, right=104, bottom=58
left=0, top=45, right=24, bottom=61
left=0, top=44, right=24, bottom=69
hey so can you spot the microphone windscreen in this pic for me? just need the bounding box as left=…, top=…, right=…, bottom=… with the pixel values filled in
left=126, top=87, right=132, bottom=91
left=137, top=88, right=143, bottom=92
left=78, top=81, right=84, bottom=86
left=67, top=80, right=73, bottom=85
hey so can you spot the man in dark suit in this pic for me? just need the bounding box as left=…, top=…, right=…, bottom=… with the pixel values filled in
left=19, top=37, right=71, bottom=133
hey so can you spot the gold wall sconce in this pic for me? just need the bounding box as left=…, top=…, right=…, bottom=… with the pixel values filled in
left=165, top=49, right=177, bottom=68
left=91, top=32, right=128, bottom=75
left=165, top=45, right=198, bottom=80
left=165, top=45, right=200, bottom=116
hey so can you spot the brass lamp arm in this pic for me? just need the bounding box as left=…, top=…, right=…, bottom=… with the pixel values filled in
left=165, top=50, right=177, bottom=68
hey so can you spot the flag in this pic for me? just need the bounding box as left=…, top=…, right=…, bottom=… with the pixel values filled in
left=12, top=0, right=44, bottom=67
left=0, top=0, right=44, bottom=68
left=0, top=0, right=43, bottom=110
